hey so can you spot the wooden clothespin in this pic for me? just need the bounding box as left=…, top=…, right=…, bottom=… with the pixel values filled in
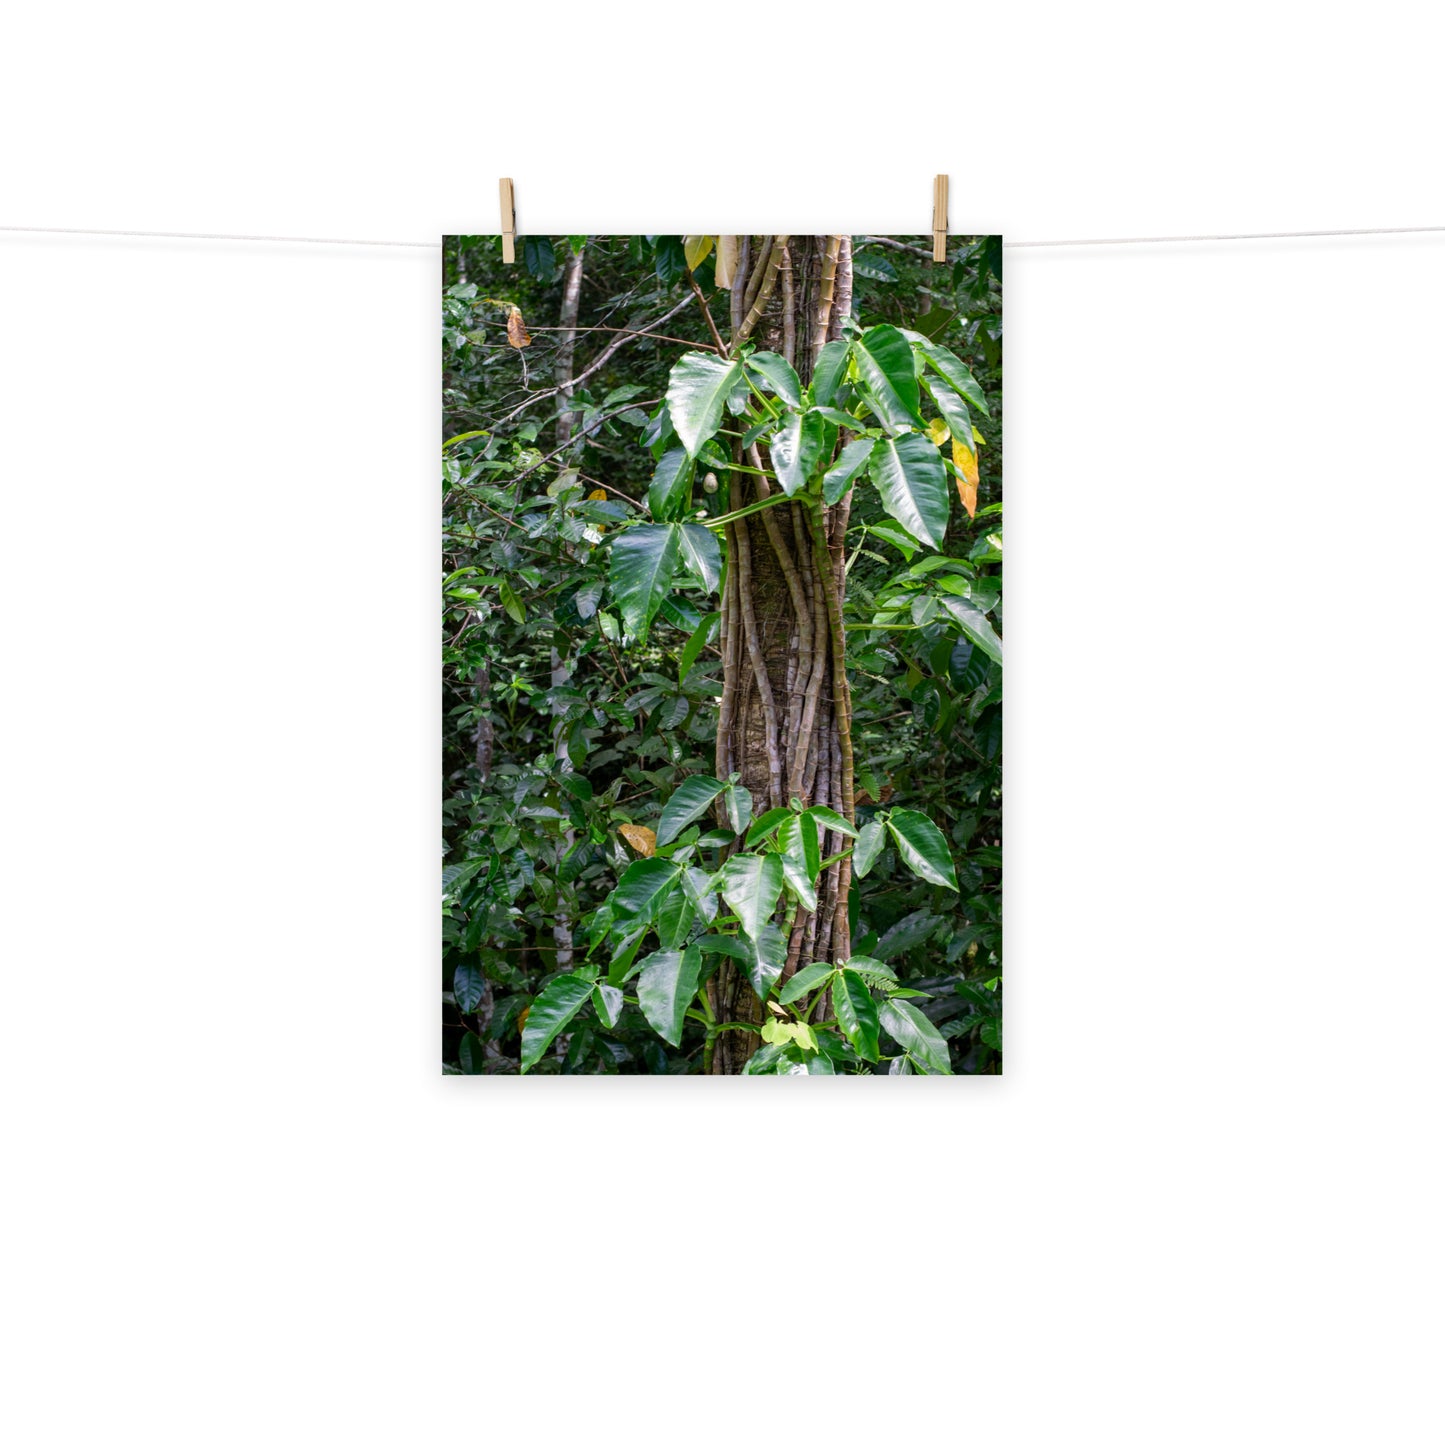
left=933, top=175, right=948, bottom=262
left=499, top=177, right=516, bottom=263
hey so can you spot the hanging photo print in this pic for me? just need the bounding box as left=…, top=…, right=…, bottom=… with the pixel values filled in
left=443, top=233, right=1002, bottom=1075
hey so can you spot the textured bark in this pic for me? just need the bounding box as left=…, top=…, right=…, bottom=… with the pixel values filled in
left=711, top=235, right=856, bottom=1074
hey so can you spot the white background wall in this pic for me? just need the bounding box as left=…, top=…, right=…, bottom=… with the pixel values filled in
left=3, top=3, right=1441, bottom=1440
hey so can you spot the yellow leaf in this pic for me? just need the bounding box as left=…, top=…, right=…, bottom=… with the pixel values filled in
left=953, top=438, right=979, bottom=519
left=683, top=235, right=715, bottom=271
left=587, top=489, right=608, bottom=501
left=506, top=305, right=531, bottom=349
left=925, top=417, right=950, bottom=446
left=973, top=425, right=986, bottom=447
left=620, top=824, right=656, bottom=857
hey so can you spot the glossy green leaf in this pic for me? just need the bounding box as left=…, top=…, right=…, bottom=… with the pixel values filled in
left=769, top=409, right=827, bottom=496
left=844, top=956, right=899, bottom=985
left=719, top=852, right=784, bottom=938
left=869, top=433, right=950, bottom=549
left=853, top=324, right=926, bottom=432
left=853, top=819, right=886, bottom=877
left=884, top=810, right=959, bottom=890
left=744, top=351, right=802, bottom=408
left=939, top=596, right=1002, bottom=664
left=921, top=375, right=977, bottom=458
left=803, top=805, right=858, bottom=839
left=811, top=339, right=851, bottom=408
left=498, top=577, right=526, bottom=624
left=592, top=982, right=624, bottom=1029
left=609, top=523, right=681, bottom=643
left=779, top=962, right=835, bottom=1005
left=822, top=437, right=876, bottom=506
left=724, top=784, right=753, bottom=836
left=677, top=611, right=719, bottom=684
left=452, top=961, right=486, bottom=1013
left=741, top=923, right=787, bottom=999
left=811, top=407, right=867, bottom=432
left=776, top=814, right=821, bottom=911
left=519, top=972, right=596, bottom=1073
left=833, top=970, right=880, bottom=1062
left=667, top=352, right=744, bottom=457
left=636, top=946, right=703, bottom=1047
left=656, top=776, right=729, bottom=846
left=609, top=858, right=682, bottom=920
left=677, top=522, right=721, bottom=593
left=879, top=997, right=952, bottom=1074
left=745, top=806, right=792, bottom=846
left=905, top=331, right=989, bottom=414
left=647, top=448, right=694, bottom=521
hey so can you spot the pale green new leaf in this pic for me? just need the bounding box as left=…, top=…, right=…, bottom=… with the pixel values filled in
left=869, top=433, right=950, bottom=549
left=656, top=776, right=729, bottom=846
left=609, top=523, right=681, bottom=643
left=885, top=809, right=959, bottom=890
left=667, top=352, right=744, bottom=457
left=636, top=947, right=703, bottom=1047
left=520, top=973, right=596, bottom=1072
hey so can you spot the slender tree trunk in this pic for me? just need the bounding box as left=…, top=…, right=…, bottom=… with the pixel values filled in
left=711, top=235, right=856, bottom=1073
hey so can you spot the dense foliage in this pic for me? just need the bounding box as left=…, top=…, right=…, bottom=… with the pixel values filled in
left=443, top=233, right=1002, bottom=1074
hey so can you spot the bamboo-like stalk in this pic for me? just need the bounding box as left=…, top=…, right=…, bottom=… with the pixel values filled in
left=828, top=235, right=853, bottom=343
left=780, top=242, right=796, bottom=368
left=810, top=235, right=842, bottom=362
left=734, top=236, right=790, bottom=352
left=732, top=499, right=784, bottom=811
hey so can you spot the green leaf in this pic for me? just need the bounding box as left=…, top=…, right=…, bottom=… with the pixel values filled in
left=609, top=523, right=681, bottom=643
left=869, top=433, right=950, bottom=549
left=745, top=806, right=793, bottom=846
left=939, top=596, right=1002, bottom=664
left=811, top=407, right=867, bottom=432
left=519, top=973, right=596, bottom=1073
left=879, top=997, right=952, bottom=1074
left=667, top=352, right=744, bottom=457
left=884, top=810, right=959, bottom=890
left=523, top=236, right=556, bottom=284
left=718, top=852, right=784, bottom=938
left=853, top=324, right=926, bottom=432
left=811, top=340, right=851, bottom=408
left=821, top=437, right=875, bottom=506
left=647, top=448, right=694, bottom=521
left=677, top=611, right=720, bottom=684
left=497, top=577, right=526, bottom=624
left=452, top=961, right=486, bottom=1013
left=724, top=784, right=753, bottom=835
left=593, top=982, right=624, bottom=1029
left=678, top=522, right=722, bottom=593
left=769, top=409, right=827, bottom=497
left=803, top=805, right=858, bottom=839
left=779, top=962, right=835, bottom=1005
left=853, top=819, right=886, bottom=877
left=636, top=946, right=703, bottom=1047
left=921, top=374, right=977, bottom=458
left=741, top=923, right=787, bottom=999
left=843, top=956, right=898, bottom=984
left=656, top=776, right=729, bottom=846
left=833, top=970, right=881, bottom=1063
left=905, top=332, right=989, bottom=414
left=744, top=351, right=802, bottom=408
left=776, top=814, right=821, bottom=911
left=610, top=858, right=682, bottom=920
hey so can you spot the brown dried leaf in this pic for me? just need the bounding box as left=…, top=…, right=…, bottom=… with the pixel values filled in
left=619, top=824, right=656, bottom=858
left=506, top=305, right=531, bottom=349
left=952, top=438, right=978, bottom=519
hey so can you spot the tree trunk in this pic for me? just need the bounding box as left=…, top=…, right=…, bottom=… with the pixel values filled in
left=710, top=236, right=855, bottom=1073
